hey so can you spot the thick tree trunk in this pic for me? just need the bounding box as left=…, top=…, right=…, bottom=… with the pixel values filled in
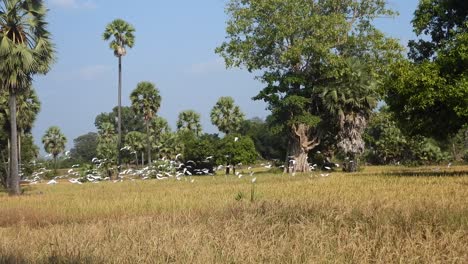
left=18, top=131, right=22, bottom=179
left=117, top=55, right=122, bottom=174
left=8, top=92, right=20, bottom=195
left=288, top=124, right=320, bottom=173
left=141, top=152, right=145, bottom=167
left=145, top=121, right=152, bottom=166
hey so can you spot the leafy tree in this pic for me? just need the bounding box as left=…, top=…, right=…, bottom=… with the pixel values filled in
left=42, top=126, right=67, bottom=175
left=217, top=134, right=258, bottom=174
left=177, top=110, right=202, bottom=136
left=387, top=0, right=468, bottom=140
left=182, top=133, right=220, bottom=166
left=447, top=125, right=468, bottom=162
left=130, top=81, right=161, bottom=166
left=0, top=0, right=55, bottom=195
left=364, top=108, right=408, bottom=165
left=216, top=0, right=401, bottom=172
left=95, top=106, right=145, bottom=135
left=239, top=117, right=287, bottom=160
left=103, top=18, right=135, bottom=170
left=210, top=96, right=244, bottom=134
left=70, top=132, right=98, bottom=163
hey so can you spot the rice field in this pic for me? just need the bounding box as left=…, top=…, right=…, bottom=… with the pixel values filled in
left=1, top=166, right=467, bottom=263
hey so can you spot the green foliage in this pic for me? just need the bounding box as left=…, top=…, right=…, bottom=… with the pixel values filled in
left=216, top=0, right=402, bottom=161
left=42, top=126, right=67, bottom=159
left=217, top=134, right=258, bottom=166
left=97, top=122, right=117, bottom=163
left=181, top=132, right=220, bottom=164
left=70, top=132, right=98, bottom=163
left=95, top=106, right=145, bottom=135
left=239, top=117, right=287, bottom=160
left=177, top=110, right=202, bottom=136
left=448, top=125, right=468, bottom=162
left=210, top=96, right=245, bottom=134
left=387, top=0, right=468, bottom=140
left=365, top=108, right=448, bottom=165
left=130, top=82, right=161, bottom=122
left=103, top=19, right=135, bottom=57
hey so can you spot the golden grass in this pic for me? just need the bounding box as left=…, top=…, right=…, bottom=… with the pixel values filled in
left=1, top=166, right=467, bottom=263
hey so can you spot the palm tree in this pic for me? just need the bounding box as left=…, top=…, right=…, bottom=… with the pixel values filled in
left=130, top=81, right=161, bottom=166
left=42, top=126, right=67, bottom=175
left=0, top=0, right=55, bottom=195
left=210, top=97, right=245, bottom=135
left=317, top=60, right=377, bottom=172
left=125, top=131, right=145, bottom=166
left=103, top=18, right=135, bottom=171
left=177, top=110, right=202, bottom=136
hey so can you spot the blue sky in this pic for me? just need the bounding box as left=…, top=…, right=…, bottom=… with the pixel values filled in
left=33, top=0, right=420, bottom=152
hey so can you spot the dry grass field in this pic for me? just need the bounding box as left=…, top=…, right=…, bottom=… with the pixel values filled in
left=1, top=166, right=467, bottom=263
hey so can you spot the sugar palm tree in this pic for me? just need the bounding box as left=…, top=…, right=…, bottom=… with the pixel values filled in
left=103, top=18, right=135, bottom=171
left=0, top=0, right=55, bottom=195
left=130, top=81, right=161, bottom=166
left=177, top=110, right=202, bottom=136
left=42, top=126, right=67, bottom=175
left=317, top=60, right=377, bottom=172
left=210, top=97, right=245, bottom=135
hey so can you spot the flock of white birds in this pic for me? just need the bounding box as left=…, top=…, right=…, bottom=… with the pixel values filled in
left=24, top=146, right=339, bottom=186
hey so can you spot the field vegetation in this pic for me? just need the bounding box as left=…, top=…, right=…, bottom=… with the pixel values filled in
left=1, top=166, right=467, bottom=263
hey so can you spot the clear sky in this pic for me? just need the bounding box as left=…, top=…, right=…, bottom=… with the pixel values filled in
left=33, top=0, right=420, bottom=153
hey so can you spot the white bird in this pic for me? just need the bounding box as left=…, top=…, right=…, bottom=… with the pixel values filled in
left=335, top=163, right=340, bottom=168
left=238, top=174, right=243, bottom=178
left=67, top=169, right=74, bottom=174
left=72, top=164, right=80, bottom=168
left=251, top=177, right=257, bottom=183
left=264, top=164, right=272, bottom=169
left=320, top=173, right=330, bottom=177
left=234, top=137, right=239, bottom=142
left=47, top=179, right=58, bottom=185
left=247, top=166, right=252, bottom=170
left=325, top=166, right=331, bottom=170
left=175, top=153, right=182, bottom=160
left=447, top=162, right=452, bottom=168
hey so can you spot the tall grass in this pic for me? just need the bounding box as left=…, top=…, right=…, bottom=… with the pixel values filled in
left=1, top=166, right=467, bottom=263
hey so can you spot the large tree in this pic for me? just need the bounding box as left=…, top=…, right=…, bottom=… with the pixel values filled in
left=216, top=0, right=401, bottom=172
left=177, top=110, right=202, bottom=136
left=42, top=126, right=67, bottom=175
left=0, top=0, right=55, bottom=195
left=130, top=81, right=161, bottom=166
left=386, top=0, right=468, bottom=140
left=210, top=96, right=244, bottom=135
left=103, top=18, right=135, bottom=171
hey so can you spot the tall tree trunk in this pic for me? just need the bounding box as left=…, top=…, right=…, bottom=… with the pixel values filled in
left=117, top=55, right=122, bottom=174
left=289, top=124, right=320, bottom=173
left=8, top=91, right=20, bottom=195
left=141, top=152, right=145, bottom=167
left=54, top=155, right=57, bottom=176
left=145, top=120, right=152, bottom=166
left=18, top=130, right=22, bottom=179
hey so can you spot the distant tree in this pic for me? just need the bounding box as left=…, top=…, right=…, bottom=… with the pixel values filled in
left=217, top=134, right=258, bottom=174
left=210, top=97, right=244, bottom=134
left=386, top=0, right=467, bottom=140
left=130, top=81, right=161, bottom=166
left=95, top=106, right=145, bottom=135
left=42, top=126, right=67, bottom=175
left=0, top=0, right=55, bottom=195
left=177, top=110, right=202, bottom=136
left=70, top=132, right=98, bottom=163
left=239, top=117, right=287, bottom=160
left=96, top=122, right=118, bottom=178
left=103, top=18, right=136, bottom=170
left=182, top=133, right=220, bottom=166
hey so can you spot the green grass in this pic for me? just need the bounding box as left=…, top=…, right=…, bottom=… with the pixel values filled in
left=1, top=166, right=467, bottom=263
